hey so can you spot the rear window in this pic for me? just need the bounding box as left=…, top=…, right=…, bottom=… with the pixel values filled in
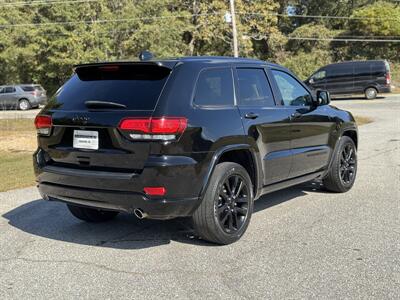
left=21, top=86, right=35, bottom=92
left=49, top=64, right=171, bottom=110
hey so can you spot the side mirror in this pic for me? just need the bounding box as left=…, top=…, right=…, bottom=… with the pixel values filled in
left=309, top=78, right=315, bottom=84
left=316, top=90, right=330, bottom=106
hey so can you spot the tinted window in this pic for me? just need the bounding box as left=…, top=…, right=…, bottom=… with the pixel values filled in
left=21, top=86, right=35, bottom=92
left=312, top=70, right=326, bottom=81
left=329, top=64, right=353, bottom=78
left=272, top=70, right=312, bottom=106
left=4, top=87, right=16, bottom=93
left=236, top=68, right=275, bottom=107
left=194, top=68, right=234, bottom=106
left=49, top=64, right=171, bottom=110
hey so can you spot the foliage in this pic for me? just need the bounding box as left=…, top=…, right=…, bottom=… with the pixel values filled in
left=0, top=0, right=399, bottom=95
left=279, top=50, right=332, bottom=80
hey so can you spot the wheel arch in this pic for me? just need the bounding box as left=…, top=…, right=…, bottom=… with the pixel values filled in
left=199, top=144, right=262, bottom=199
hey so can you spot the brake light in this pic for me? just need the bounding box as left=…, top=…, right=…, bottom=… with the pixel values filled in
left=386, top=73, right=391, bottom=85
left=119, top=117, right=187, bottom=141
left=143, top=187, right=166, bottom=196
left=34, top=115, right=52, bottom=135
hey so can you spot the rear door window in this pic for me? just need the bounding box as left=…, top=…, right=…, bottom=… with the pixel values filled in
left=50, top=64, right=171, bottom=110
left=21, top=86, right=35, bottom=92
left=193, top=68, right=234, bottom=106
left=236, top=68, right=275, bottom=107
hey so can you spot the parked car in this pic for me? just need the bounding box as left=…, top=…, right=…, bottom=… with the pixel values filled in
left=34, top=57, right=358, bottom=244
left=0, top=84, right=47, bottom=110
left=305, top=60, right=391, bottom=99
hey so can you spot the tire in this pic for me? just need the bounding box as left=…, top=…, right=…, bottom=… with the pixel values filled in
left=365, top=87, right=377, bottom=100
left=67, top=204, right=119, bottom=223
left=18, top=99, right=31, bottom=110
left=323, top=136, right=357, bottom=193
left=192, top=162, right=254, bottom=245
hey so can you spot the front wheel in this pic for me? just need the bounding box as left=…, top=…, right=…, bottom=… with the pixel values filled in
left=192, top=162, right=254, bottom=245
left=323, top=136, right=357, bottom=193
left=67, top=204, right=119, bottom=222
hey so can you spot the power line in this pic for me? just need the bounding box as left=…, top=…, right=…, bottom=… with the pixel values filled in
left=241, top=12, right=400, bottom=21
left=287, top=37, right=400, bottom=43
left=0, top=11, right=224, bottom=29
left=0, top=0, right=99, bottom=7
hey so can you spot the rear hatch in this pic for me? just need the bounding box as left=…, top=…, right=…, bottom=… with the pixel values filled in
left=38, top=62, right=173, bottom=172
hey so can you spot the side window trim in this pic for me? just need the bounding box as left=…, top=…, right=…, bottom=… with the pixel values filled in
left=270, top=68, right=313, bottom=107
left=192, top=66, right=235, bottom=108
left=233, top=67, right=277, bottom=108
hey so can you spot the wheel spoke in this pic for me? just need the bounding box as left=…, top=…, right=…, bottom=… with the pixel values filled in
left=236, top=196, right=248, bottom=203
left=228, top=213, right=234, bottom=231
left=224, top=181, right=233, bottom=196
left=235, top=206, right=248, bottom=216
left=220, top=210, right=230, bottom=224
left=235, top=180, right=244, bottom=198
left=218, top=203, right=228, bottom=214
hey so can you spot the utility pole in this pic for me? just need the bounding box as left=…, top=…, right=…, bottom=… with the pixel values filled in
left=229, top=0, right=239, bottom=57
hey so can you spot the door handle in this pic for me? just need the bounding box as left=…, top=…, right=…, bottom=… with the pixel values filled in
left=290, top=111, right=302, bottom=119
left=245, top=112, right=259, bottom=119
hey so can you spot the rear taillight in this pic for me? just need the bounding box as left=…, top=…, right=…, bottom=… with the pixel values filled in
left=34, top=115, right=52, bottom=135
left=386, top=73, right=391, bottom=85
left=118, top=117, right=187, bottom=141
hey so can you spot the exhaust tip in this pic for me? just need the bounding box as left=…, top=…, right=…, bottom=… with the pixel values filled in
left=134, top=208, right=148, bottom=219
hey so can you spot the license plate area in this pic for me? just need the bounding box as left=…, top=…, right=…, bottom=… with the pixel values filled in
left=73, top=130, right=99, bottom=150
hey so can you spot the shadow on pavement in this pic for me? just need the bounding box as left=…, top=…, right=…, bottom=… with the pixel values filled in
left=332, top=96, right=385, bottom=101
left=2, top=182, right=324, bottom=249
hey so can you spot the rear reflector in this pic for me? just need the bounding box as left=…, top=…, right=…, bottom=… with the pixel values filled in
left=119, top=117, right=187, bottom=141
left=143, top=187, right=166, bottom=196
left=34, top=115, right=52, bottom=135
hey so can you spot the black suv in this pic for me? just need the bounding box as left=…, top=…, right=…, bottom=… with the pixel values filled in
left=34, top=57, right=358, bottom=244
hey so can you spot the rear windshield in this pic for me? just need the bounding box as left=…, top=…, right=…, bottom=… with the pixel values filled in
left=20, top=86, right=35, bottom=92
left=49, top=64, right=171, bottom=110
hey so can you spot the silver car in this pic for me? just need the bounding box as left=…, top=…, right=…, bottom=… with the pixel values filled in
left=0, top=84, right=48, bottom=110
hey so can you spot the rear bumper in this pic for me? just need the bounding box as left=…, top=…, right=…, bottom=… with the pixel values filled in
left=377, top=85, right=391, bottom=93
left=38, top=182, right=198, bottom=219
left=34, top=149, right=211, bottom=219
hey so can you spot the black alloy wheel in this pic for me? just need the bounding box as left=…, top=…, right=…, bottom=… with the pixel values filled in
left=216, top=174, right=250, bottom=233
left=339, top=143, right=356, bottom=185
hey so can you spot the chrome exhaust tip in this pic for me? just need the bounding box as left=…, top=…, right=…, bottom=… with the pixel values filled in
left=133, top=208, right=148, bottom=219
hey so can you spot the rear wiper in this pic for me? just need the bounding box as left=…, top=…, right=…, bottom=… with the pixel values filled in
left=84, top=100, right=127, bottom=109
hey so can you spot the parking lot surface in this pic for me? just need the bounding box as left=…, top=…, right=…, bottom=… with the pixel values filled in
left=0, top=96, right=399, bottom=299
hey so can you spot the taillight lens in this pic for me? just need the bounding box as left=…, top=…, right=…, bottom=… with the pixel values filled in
left=34, top=115, right=52, bottom=135
left=386, top=73, right=391, bottom=85
left=119, top=117, right=187, bottom=141
left=143, top=187, right=166, bottom=196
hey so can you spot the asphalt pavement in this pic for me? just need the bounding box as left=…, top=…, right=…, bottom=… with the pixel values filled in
left=0, top=96, right=399, bottom=299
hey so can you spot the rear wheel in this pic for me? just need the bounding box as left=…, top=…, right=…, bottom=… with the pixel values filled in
left=192, top=162, right=254, bottom=245
left=18, top=99, right=30, bottom=110
left=365, top=87, right=377, bottom=100
left=323, top=136, right=357, bottom=193
left=67, top=204, right=119, bottom=222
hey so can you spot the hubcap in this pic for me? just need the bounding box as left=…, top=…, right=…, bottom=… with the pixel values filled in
left=216, top=174, right=250, bottom=233
left=367, top=89, right=376, bottom=98
left=20, top=101, right=28, bottom=110
left=339, top=144, right=356, bottom=185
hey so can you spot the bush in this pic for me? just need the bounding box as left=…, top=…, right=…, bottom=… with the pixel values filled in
left=279, top=50, right=332, bottom=80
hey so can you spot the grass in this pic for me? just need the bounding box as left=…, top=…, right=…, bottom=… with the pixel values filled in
left=0, top=115, right=373, bottom=192
left=354, top=116, right=373, bottom=126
